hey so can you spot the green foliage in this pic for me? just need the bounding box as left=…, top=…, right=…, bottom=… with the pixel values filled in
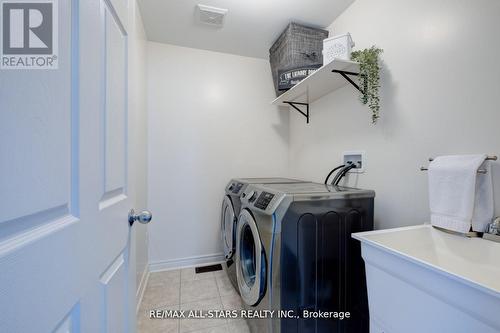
left=351, top=46, right=383, bottom=123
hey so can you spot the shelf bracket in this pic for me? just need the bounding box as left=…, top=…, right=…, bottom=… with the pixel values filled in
left=283, top=101, right=309, bottom=124
left=332, top=69, right=365, bottom=94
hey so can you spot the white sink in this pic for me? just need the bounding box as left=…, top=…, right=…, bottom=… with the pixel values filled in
left=353, top=224, right=500, bottom=333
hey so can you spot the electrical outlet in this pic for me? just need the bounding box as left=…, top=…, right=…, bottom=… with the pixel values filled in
left=342, top=151, right=365, bottom=173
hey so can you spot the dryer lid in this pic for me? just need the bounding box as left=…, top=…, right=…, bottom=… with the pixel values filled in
left=234, top=177, right=307, bottom=184
left=259, top=182, right=365, bottom=194
left=240, top=183, right=375, bottom=215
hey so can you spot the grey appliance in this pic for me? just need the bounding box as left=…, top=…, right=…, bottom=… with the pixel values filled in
left=235, top=182, right=375, bottom=333
left=221, top=178, right=309, bottom=291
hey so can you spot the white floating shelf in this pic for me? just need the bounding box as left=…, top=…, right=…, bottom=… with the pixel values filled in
left=272, top=59, right=360, bottom=105
left=271, top=59, right=361, bottom=123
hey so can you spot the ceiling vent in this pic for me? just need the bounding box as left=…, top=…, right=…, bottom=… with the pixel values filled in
left=196, top=4, right=228, bottom=27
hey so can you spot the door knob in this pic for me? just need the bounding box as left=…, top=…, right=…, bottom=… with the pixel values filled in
left=129, top=209, right=152, bottom=226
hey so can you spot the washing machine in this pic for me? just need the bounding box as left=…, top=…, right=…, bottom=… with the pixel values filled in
left=221, top=178, right=309, bottom=291
left=235, top=182, right=375, bottom=333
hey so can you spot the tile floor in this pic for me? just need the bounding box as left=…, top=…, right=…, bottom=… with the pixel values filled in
left=137, top=265, right=250, bottom=333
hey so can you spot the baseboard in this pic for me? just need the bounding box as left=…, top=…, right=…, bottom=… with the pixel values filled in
left=136, top=266, right=150, bottom=314
left=149, top=253, right=225, bottom=272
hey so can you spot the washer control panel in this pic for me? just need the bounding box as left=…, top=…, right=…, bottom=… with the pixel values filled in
left=228, top=182, right=244, bottom=195
left=254, top=192, right=275, bottom=210
left=240, top=185, right=285, bottom=215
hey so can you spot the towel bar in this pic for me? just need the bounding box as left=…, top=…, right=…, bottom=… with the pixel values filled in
left=420, top=166, right=487, bottom=174
left=428, top=155, right=497, bottom=162
left=420, top=155, right=497, bottom=174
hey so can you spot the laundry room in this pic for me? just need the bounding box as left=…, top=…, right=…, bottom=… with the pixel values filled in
left=1, top=0, right=500, bottom=332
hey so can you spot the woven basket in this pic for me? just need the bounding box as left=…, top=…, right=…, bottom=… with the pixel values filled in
left=269, top=23, right=329, bottom=96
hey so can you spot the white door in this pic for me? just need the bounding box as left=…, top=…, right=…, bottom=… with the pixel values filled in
left=0, top=0, right=137, bottom=332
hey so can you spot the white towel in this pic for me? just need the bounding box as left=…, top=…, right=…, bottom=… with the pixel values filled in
left=428, top=154, right=493, bottom=233
left=472, top=161, right=494, bottom=232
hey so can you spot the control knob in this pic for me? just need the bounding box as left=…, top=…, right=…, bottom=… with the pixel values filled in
left=248, top=191, right=258, bottom=202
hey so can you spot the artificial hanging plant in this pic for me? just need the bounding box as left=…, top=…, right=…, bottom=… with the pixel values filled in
left=350, top=46, right=383, bottom=123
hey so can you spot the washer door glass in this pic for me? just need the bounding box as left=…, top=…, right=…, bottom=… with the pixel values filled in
left=240, top=223, right=256, bottom=287
left=221, top=196, right=236, bottom=259
left=236, top=209, right=266, bottom=306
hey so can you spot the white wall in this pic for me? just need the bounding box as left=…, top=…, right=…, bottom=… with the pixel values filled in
left=147, top=42, right=289, bottom=268
left=127, top=0, right=149, bottom=296
left=289, top=0, right=500, bottom=229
